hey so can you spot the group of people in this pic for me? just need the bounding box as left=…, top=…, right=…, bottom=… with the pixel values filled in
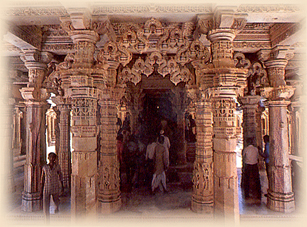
left=116, top=127, right=171, bottom=194
left=242, top=135, right=270, bottom=202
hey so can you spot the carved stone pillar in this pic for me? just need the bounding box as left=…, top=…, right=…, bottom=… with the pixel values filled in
left=20, top=50, right=52, bottom=212
left=12, top=107, right=23, bottom=157
left=191, top=87, right=214, bottom=214
left=267, top=98, right=295, bottom=212
left=67, top=30, right=100, bottom=216
left=20, top=89, right=49, bottom=212
left=52, top=97, right=71, bottom=191
left=176, top=112, right=187, bottom=164
left=70, top=96, right=98, bottom=216
left=208, top=30, right=247, bottom=221
left=260, top=51, right=296, bottom=212
left=97, top=88, right=121, bottom=214
left=196, top=10, right=248, bottom=219
left=212, top=94, right=239, bottom=219
left=171, top=87, right=189, bottom=165
left=240, top=96, right=262, bottom=147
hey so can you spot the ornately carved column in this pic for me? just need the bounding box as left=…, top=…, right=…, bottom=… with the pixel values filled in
left=52, top=97, right=71, bottom=191
left=195, top=10, right=248, bottom=219
left=191, top=86, right=214, bottom=214
left=97, top=88, right=121, bottom=214
left=260, top=48, right=296, bottom=212
left=208, top=30, right=240, bottom=221
left=20, top=50, right=52, bottom=212
left=68, top=30, right=100, bottom=216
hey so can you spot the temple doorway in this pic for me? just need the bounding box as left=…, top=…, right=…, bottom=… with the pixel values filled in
left=119, top=82, right=195, bottom=194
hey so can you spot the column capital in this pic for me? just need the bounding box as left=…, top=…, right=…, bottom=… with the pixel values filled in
left=51, top=96, right=71, bottom=107
left=197, top=7, right=247, bottom=36
left=60, top=7, right=91, bottom=31
left=20, top=87, right=50, bottom=102
left=239, top=95, right=262, bottom=106
left=70, top=30, right=100, bottom=44
left=21, top=50, right=54, bottom=66
left=207, top=29, right=236, bottom=42
left=257, top=46, right=294, bottom=63
left=262, top=86, right=295, bottom=101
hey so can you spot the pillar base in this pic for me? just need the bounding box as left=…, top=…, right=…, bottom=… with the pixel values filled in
left=267, top=190, right=295, bottom=213
left=21, top=191, right=42, bottom=212
left=97, top=193, right=121, bottom=214
left=191, top=197, right=214, bottom=215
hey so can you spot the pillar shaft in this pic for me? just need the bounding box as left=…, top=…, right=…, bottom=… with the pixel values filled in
left=261, top=49, right=296, bottom=213
left=176, top=112, right=187, bottom=164
left=70, top=97, right=98, bottom=216
left=212, top=96, right=239, bottom=220
left=19, top=51, right=51, bottom=212
left=97, top=90, right=121, bottom=214
left=191, top=96, right=213, bottom=214
left=57, top=103, right=71, bottom=190
left=208, top=29, right=241, bottom=221
left=65, top=28, right=100, bottom=217
left=21, top=100, right=48, bottom=212
left=267, top=100, right=295, bottom=212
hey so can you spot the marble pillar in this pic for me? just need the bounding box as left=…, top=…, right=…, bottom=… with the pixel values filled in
left=260, top=47, right=296, bottom=213
left=68, top=30, right=100, bottom=216
left=97, top=89, right=121, bottom=214
left=70, top=97, right=98, bottom=216
left=19, top=50, right=52, bottom=212
left=52, top=97, right=71, bottom=191
left=20, top=91, right=49, bottom=212
left=207, top=28, right=247, bottom=221
left=191, top=89, right=214, bottom=214
left=267, top=100, right=295, bottom=212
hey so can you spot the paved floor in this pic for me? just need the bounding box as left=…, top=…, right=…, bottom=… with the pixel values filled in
left=4, top=168, right=305, bottom=227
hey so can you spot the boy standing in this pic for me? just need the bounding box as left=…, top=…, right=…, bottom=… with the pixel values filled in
left=41, top=152, right=64, bottom=220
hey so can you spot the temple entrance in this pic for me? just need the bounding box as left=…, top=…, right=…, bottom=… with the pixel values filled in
left=119, top=81, right=196, bottom=195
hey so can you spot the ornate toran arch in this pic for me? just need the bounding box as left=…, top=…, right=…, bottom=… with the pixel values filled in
left=103, top=18, right=211, bottom=87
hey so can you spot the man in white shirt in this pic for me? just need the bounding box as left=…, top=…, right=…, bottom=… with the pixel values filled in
left=242, top=137, right=261, bottom=201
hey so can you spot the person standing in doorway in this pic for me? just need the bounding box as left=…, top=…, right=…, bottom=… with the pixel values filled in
left=152, top=135, right=168, bottom=193
left=242, top=137, right=261, bottom=201
left=40, top=152, right=64, bottom=221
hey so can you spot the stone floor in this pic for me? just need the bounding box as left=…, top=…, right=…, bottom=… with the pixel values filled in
left=4, top=168, right=305, bottom=227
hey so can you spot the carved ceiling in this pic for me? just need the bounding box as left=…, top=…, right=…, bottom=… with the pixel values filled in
left=3, top=2, right=305, bottom=90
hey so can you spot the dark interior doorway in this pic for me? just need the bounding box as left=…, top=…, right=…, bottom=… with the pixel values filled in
left=139, top=90, right=176, bottom=141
